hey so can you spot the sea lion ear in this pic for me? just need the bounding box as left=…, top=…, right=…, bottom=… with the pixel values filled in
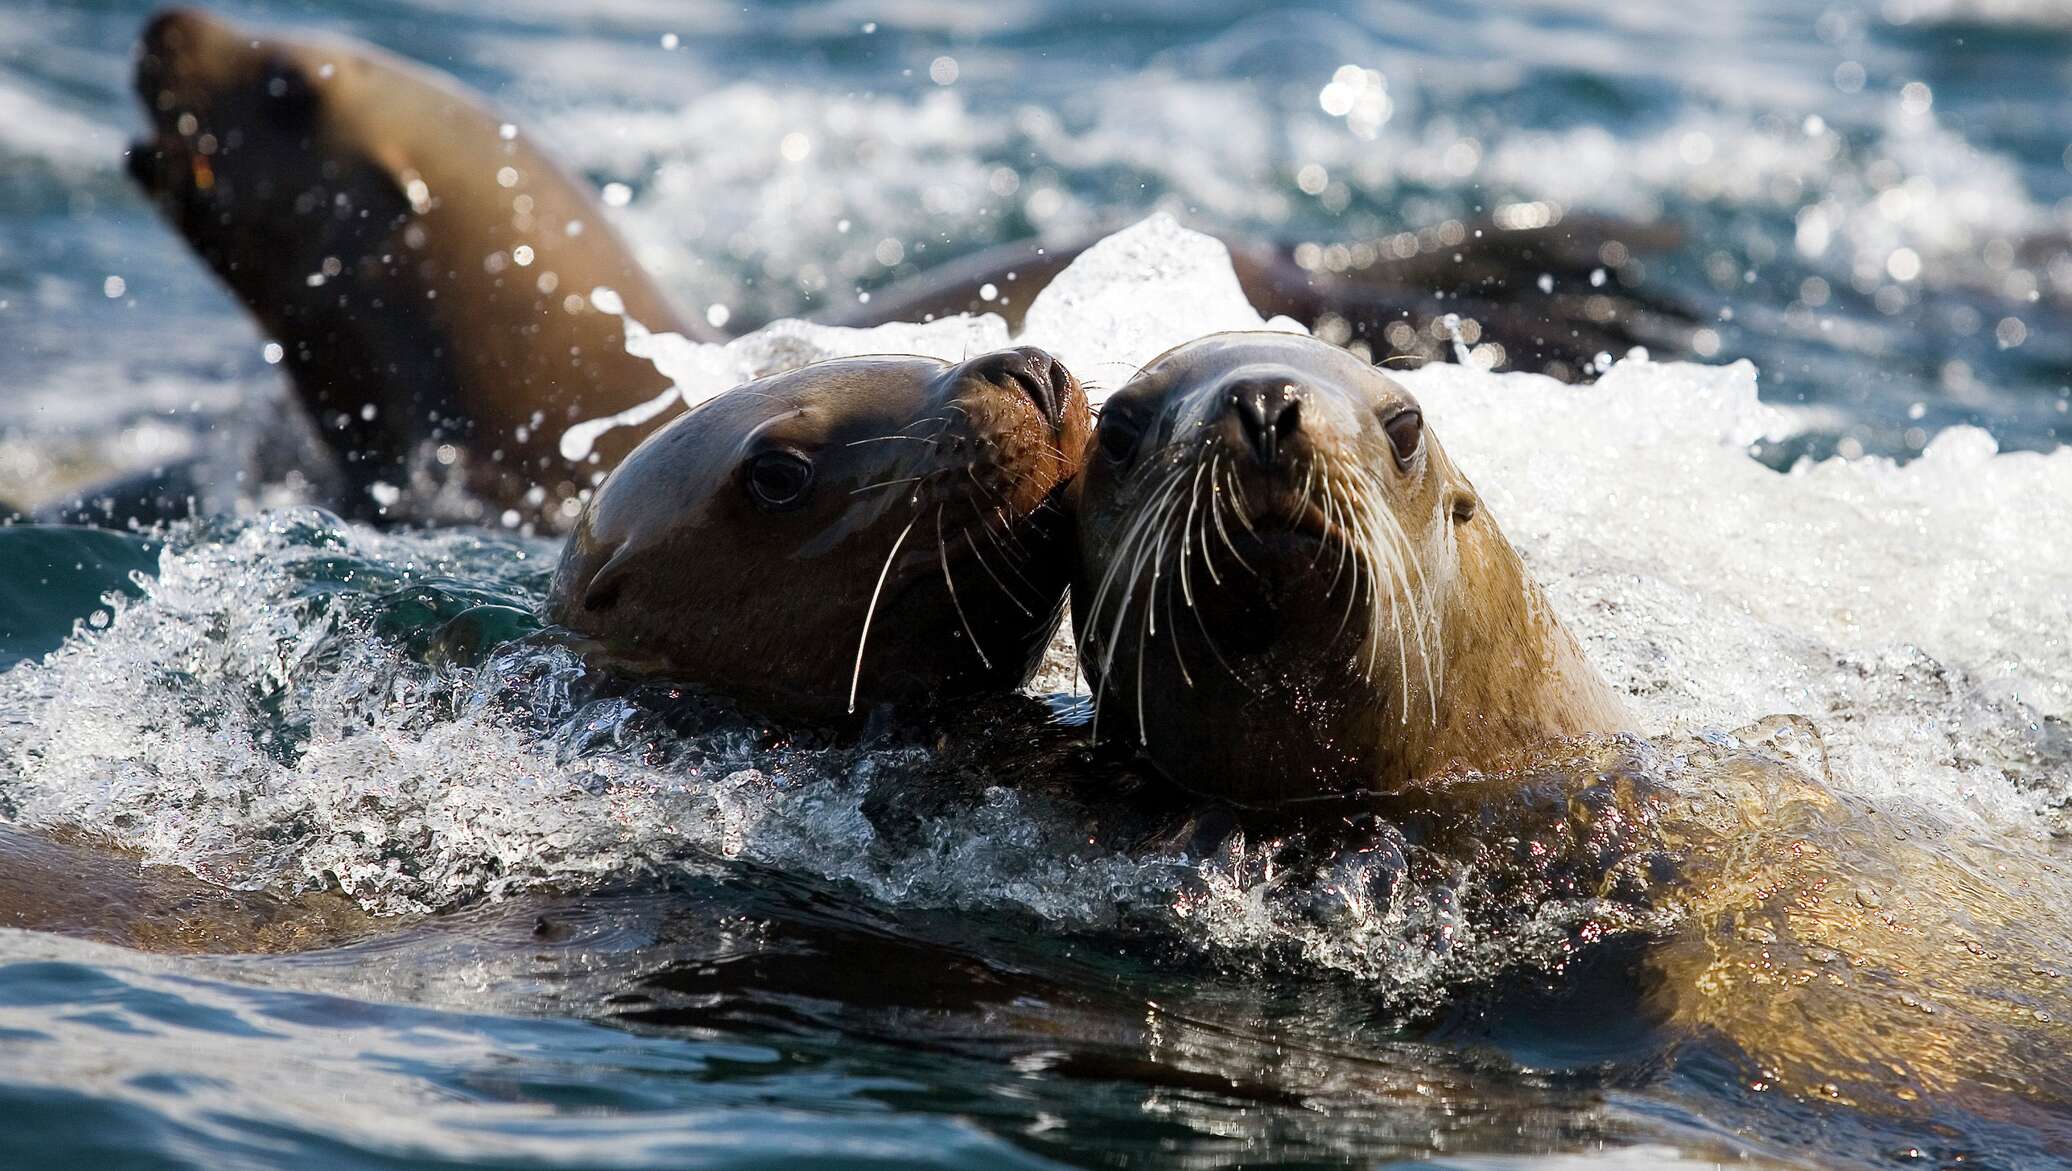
left=1449, top=489, right=1477, bottom=524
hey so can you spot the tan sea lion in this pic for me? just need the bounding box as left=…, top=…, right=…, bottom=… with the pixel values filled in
left=123, top=9, right=1693, bottom=533
left=1070, top=331, right=1626, bottom=806
left=0, top=823, right=380, bottom=953
left=550, top=346, right=1089, bottom=718
left=128, top=7, right=715, bottom=529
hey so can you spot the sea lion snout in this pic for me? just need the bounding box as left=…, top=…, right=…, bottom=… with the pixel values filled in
left=1221, top=375, right=1305, bottom=467
left=958, top=346, right=1078, bottom=433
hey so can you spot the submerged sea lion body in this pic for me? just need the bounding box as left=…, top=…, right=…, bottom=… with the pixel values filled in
left=129, top=7, right=711, bottom=529
left=1071, top=331, right=1625, bottom=807
left=550, top=346, right=1090, bottom=717
left=828, top=220, right=1689, bottom=383
left=122, top=9, right=1693, bottom=533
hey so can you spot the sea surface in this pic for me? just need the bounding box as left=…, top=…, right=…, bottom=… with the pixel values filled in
left=3, top=0, right=2072, bottom=1168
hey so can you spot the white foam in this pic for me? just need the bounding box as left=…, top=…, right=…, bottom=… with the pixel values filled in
left=559, top=310, right=1009, bottom=461
left=1402, top=354, right=2072, bottom=820
left=1017, top=213, right=1306, bottom=393
left=0, top=79, right=124, bottom=171
left=572, top=214, right=1294, bottom=454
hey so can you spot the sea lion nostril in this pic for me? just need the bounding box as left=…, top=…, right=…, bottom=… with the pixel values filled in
left=979, top=349, right=1060, bottom=426
left=1046, top=356, right=1074, bottom=407
left=1229, top=382, right=1301, bottom=466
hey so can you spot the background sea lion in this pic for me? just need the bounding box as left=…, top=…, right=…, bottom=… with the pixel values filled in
left=0, top=823, right=378, bottom=953
left=550, top=346, right=1089, bottom=718
left=1071, top=331, right=1626, bottom=807
left=128, top=7, right=711, bottom=530
left=123, top=8, right=1694, bottom=534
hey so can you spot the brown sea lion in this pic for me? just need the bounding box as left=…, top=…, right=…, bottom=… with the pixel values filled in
left=550, top=346, right=1089, bottom=718
left=123, top=8, right=1693, bottom=534
left=0, top=823, right=380, bottom=953
left=1070, top=331, right=1626, bottom=807
left=824, top=218, right=1690, bottom=383
left=127, top=7, right=714, bottom=530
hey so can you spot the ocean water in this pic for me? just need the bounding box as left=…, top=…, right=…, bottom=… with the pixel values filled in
left=3, top=0, right=2072, bottom=1168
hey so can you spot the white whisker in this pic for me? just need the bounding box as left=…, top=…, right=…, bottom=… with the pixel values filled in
left=848, top=516, right=917, bottom=714
left=937, top=505, right=991, bottom=671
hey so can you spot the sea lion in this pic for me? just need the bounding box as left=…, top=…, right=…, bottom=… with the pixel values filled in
left=550, top=346, right=1089, bottom=718
left=824, top=218, right=1690, bottom=383
left=121, top=9, right=1694, bottom=534
left=128, top=7, right=713, bottom=529
left=0, top=823, right=379, bottom=953
left=1070, top=331, right=1626, bottom=807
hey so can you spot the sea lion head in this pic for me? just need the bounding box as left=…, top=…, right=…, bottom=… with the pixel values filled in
left=126, top=9, right=695, bottom=527
left=128, top=9, right=389, bottom=306
left=1074, top=331, right=1621, bottom=808
left=551, top=347, right=1091, bottom=718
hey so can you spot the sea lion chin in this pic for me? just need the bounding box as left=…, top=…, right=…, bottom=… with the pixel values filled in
left=1071, top=331, right=1627, bottom=809
left=549, top=346, right=1091, bottom=719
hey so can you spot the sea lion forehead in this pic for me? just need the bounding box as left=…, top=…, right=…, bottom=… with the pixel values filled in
left=1131, top=332, right=1414, bottom=408
left=731, top=354, right=954, bottom=445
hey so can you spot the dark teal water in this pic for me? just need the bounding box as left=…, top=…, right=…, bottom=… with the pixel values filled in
left=4, top=0, right=2072, bottom=1167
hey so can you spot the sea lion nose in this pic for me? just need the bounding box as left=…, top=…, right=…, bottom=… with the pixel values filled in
left=973, top=346, right=1067, bottom=427
left=1227, top=379, right=1303, bottom=466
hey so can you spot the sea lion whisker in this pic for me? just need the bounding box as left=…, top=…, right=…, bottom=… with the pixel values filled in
left=961, top=525, right=1037, bottom=618
left=1163, top=500, right=1202, bottom=690
left=1361, top=465, right=1442, bottom=723
left=1320, top=473, right=1359, bottom=639
left=935, top=505, right=992, bottom=671
left=1083, top=465, right=1187, bottom=657
left=846, top=434, right=941, bottom=447
left=1178, top=463, right=1243, bottom=682
left=1105, top=472, right=1185, bottom=659
left=976, top=507, right=1046, bottom=594
left=1227, top=463, right=1258, bottom=535
left=1299, top=459, right=1330, bottom=570
left=1179, top=459, right=1210, bottom=610
left=1344, top=499, right=1392, bottom=686
left=850, top=474, right=932, bottom=495
left=1088, top=468, right=1188, bottom=692
left=1135, top=589, right=1155, bottom=745
left=1352, top=471, right=1423, bottom=724
left=1197, top=453, right=1226, bottom=588
left=1131, top=475, right=1198, bottom=739
left=848, top=515, right=918, bottom=714
left=1208, top=458, right=1258, bottom=578
left=1143, top=454, right=1208, bottom=640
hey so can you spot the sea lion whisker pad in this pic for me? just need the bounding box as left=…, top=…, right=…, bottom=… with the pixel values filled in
left=549, top=347, right=1090, bottom=719
left=1071, top=331, right=1627, bottom=808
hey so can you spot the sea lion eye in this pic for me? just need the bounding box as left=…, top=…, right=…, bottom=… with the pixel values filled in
left=1098, top=408, right=1145, bottom=466
left=745, top=450, right=814, bottom=510
left=1383, top=408, right=1423, bottom=469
